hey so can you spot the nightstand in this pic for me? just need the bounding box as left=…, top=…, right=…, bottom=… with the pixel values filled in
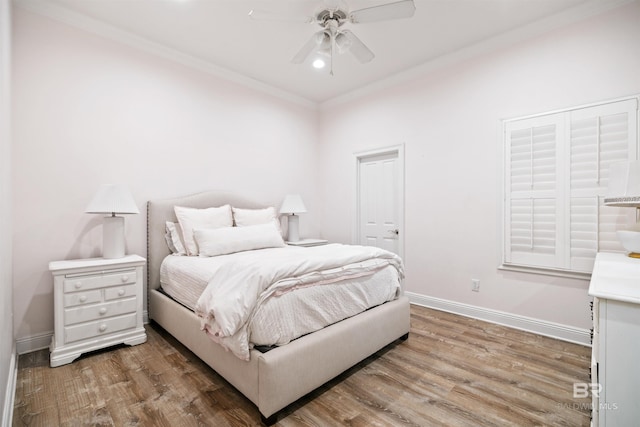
left=49, top=254, right=147, bottom=367
left=588, top=252, right=640, bottom=425
left=286, top=238, right=329, bottom=247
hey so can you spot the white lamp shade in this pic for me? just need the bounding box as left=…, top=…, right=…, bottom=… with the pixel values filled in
left=604, top=160, right=640, bottom=207
left=85, top=184, right=140, bottom=215
left=279, top=194, right=307, bottom=215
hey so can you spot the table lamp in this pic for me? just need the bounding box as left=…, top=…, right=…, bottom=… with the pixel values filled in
left=604, top=160, right=640, bottom=258
left=85, top=184, right=139, bottom=258
left=279, top=194, right=307, bottom=242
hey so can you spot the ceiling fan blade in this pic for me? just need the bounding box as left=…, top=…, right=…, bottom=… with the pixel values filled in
left=339, top=30, right=374, bottom=63
left=349, top=0, right=416, bottom=23
left=291, top=30, right=328, bottom=64
left=248, top=9, right=313, bottom=23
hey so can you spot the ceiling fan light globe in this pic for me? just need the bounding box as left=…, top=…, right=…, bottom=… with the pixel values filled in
left=335, top=32, right=352, bottom=52
left=319, top=32, right=332, bottom=49
left=315, top=31, right=331, bottom=49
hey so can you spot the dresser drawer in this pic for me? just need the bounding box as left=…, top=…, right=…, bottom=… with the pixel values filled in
left=63, top=269, right=136, bottom=293
left=64, top=297, right=137, bottom=326
left=104, top=284, right=136, bottom=301
left=64, top=289, right=102, bottom=307
left=64, top=313, right=138, bottom=344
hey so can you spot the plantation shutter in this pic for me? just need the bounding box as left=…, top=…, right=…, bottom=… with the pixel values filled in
left=569, top=100, right=638, bottom=272
left=504, top=115, right=564, bottom=268
left=503, top=97, right=638, bottom=274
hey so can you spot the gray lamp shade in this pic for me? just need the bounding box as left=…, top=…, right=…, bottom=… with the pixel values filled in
left=604, top=160, right=640, bottom=207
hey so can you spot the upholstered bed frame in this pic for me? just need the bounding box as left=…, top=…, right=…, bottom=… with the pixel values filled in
left=147, top=191, right=411, bottom=424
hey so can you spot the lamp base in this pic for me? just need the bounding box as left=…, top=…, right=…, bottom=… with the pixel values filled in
left=618, top=230, right=640, bottom=259
left=103, top=215, right=125, bottom=259
left=287, top=215, right=300, bottom=242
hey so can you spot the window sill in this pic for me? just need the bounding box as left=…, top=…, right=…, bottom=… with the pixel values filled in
left=498, top=263, right=591, bottom=280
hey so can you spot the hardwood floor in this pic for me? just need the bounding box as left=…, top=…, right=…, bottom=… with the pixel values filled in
left=13, top=305, right=592, bottom=426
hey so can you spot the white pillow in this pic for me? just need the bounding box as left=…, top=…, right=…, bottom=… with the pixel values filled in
left=165, top=221, right=186, bottom=256
left=174, top=205, right=233, bottom=255
left=194, top=222, right=285, bottom=257
left=232, top=206, right=277, bottom=226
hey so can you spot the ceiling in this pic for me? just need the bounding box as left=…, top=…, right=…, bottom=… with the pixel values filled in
left=16, top=0, right=630, bottom=106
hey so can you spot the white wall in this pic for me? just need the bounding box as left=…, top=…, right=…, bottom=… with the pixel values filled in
left=319, top=2, right=640, bottom=332
left=11, top=1, right=640, bottom=353
left=0, top=0, right=14, bottom=422
left=11, top=9, right=320, bottom=348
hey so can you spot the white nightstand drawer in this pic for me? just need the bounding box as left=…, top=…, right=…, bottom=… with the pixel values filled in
left=64, top=313, right=137, bottom=344
left=63, top=290, right=102, bottom=307
left=63, top=269, right=137, bottom=293
left=64, top=297, right=137, bottom=326
left=104, top=284, right=136, bottom=301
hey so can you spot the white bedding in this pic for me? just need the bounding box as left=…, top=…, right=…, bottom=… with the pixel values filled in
left=160, top=244, right=403, bottom=360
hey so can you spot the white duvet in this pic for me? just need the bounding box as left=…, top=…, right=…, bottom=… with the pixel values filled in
left=193, top=243, right=404, bottom=360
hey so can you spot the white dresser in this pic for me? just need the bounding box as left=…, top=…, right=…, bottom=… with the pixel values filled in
left=49, top=255, right=147, bottom=367
left=588, top=252, right=640, bottom=426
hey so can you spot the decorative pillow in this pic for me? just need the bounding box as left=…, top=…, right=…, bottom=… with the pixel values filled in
left=232, top=206, right=277, bottom=226
left=194, top=222, right=285, bottom=257
left=174, top=205, right=233, bottom=255
left=165, top=221, right=186, bottom=255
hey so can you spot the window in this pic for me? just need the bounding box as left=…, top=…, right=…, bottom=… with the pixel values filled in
left=502, top=97, right=638, bottom=275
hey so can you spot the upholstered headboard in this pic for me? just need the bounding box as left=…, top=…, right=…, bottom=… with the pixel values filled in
left=146, top=191, right=265, bottom=291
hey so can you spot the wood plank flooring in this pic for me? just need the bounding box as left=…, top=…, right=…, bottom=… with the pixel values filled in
left=13, top=305, right=592, bottom=426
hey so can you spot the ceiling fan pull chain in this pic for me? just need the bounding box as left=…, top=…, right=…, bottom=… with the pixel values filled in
left=330, top=41, right=334, bottom=76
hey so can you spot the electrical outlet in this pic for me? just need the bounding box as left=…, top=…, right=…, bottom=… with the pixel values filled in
left=471, top=279, right=480, bottom=292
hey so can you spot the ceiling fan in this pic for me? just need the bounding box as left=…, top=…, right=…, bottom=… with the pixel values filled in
left=249, top=0, right=416, bottom=73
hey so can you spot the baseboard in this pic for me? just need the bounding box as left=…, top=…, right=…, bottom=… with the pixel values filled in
left=406, top=292, right=591, bottom=346
left=2, top=345, right=17, bottom=427
left=15, top=332, right=51, bottom=355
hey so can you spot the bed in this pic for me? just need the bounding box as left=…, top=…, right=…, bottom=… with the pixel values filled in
left=147, top=190, right=411, bottom=424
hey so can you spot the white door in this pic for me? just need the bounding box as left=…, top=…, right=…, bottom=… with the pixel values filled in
left=355, top=147, right=403, bottom=257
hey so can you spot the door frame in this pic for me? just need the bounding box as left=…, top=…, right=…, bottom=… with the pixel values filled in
left=353, top=144, right=405, bottom=259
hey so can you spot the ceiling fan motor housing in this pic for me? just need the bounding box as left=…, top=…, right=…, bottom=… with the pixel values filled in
left=316, top=9, right=348, bottom=26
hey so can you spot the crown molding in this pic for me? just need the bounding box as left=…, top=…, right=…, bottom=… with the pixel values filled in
left=13, top=0, right=634, bottom=111
left=320, top=0, right=636, bottom=110
left=14, top=0, right=318, bottom=110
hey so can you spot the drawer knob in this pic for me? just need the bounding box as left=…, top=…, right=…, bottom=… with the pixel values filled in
left=75, top=281, right=82, bottom=289
left=121, top=275, right=129, bottom=282
left=118, top=289, right=125, bottom=296
left=79, top=296, right=87, bottom=303
left=99, top=307, right=107, bottom=315
left=99, top=324, right=107, bottom=332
